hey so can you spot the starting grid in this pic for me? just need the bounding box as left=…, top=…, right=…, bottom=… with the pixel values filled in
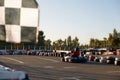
left=0, top=49, right=120, bottom=66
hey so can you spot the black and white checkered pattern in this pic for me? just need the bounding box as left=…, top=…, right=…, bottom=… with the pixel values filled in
left=0, top=0, right=39, bottom=43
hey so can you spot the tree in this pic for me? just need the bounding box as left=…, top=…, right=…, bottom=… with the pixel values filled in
left=67, top=36, right=72, bottom=50
left=51, top=36, right=80, bottom=50
left=108, top=33, right=113, bottom=47
left=112, top=28, right=119, bottom=48
left=52, top=42, right=57, bottom=50
left=0, top=41, right=6, bottom=49
left=113, top=28, right=118, bottom=39
left=52, top=39, right=63, bottom=50
left=57, top=39, right=63, bottom=50
left=63, top=39, right=67, bottom=50
left=94, top=39, right=100, bottom=48
left=72, top=37, right=79, bottom=48
left=103, top=37, right=108, bottom=49
left=44, top=39, right=51, bottom=50
left=89, top=38, right=95, bottom=48
left=37, top=31, right=45, bottom=49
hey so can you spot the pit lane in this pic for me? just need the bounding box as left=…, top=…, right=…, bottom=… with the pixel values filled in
left=0, top=55, right=120, bottom=80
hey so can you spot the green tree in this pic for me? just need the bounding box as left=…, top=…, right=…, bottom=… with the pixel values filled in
left=94, top=39, right=100, bottom=48
left=52, top=42, right=57, bottom=50
left=67, top=36, right=72, bottom=50
left=57, top=39, right=63, bottom=50
left=44, top=39, right=51, bottom=50
left=72, top=37, right=79, bottom=48
left=103, top=37, right=108, bottom=49
left=52, top=39, right=63, bottom=50
left=89, top=38, right=95, bottom=48
left=63, top=39, right=67, bottom=50
left=113, top=28, right=118, bottom=39
left=37, top=31, right=45, bottom=49
left=108, top=33, right=113, bottom=48
left=112, top=28, right=119, bottom=48
left=0, top=41, right=6, bottom=49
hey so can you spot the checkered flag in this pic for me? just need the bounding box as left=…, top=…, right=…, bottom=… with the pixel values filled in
left=0, top=0, right=39, bottom=43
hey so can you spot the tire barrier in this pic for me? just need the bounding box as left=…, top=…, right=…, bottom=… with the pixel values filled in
left=79, top=56, right=88, bottom=63
left=94, top=56, right=100, bottom=62
left=106, top=56, right=115, bottom=64
left=114, top=58, right=120, bottom=66
left=87, top=55, right=120, bottom=66
left=1, top=49, right=120, bottom=66
left=99, top=57, right=107, bottom=64
left=88, top=55, right=95, bottom=61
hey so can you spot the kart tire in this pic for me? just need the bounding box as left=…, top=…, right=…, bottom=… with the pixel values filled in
left=68, top=58, right=72, bottom=63
left=61, top=58, right=65, bottom=62
left=114, top=61, right=120, bottom=66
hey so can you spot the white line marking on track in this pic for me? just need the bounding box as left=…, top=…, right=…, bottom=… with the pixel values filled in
left=107, top=71, right=120, bottom=73
left=59, top=77, right=80, bottom=80
left=36, top=57, right=59, bottom=63
left=44, top=66, right=54, bottom=69
left=1, top=57, right=24, bottom=64
left=64, top=66, right=76, bottom=69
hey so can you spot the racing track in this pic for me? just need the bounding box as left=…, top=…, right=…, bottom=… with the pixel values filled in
left=0, top=55, right=120, bottom=80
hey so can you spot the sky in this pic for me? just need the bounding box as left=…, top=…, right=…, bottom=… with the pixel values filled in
left=36, top=0, right=120, bottom=44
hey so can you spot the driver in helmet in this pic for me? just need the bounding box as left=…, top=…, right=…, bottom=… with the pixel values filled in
left=64, top=47, right=80, bottom=62
left=70, top=47, right=80, bottom=57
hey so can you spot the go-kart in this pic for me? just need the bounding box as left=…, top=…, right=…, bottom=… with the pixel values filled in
left=0, top=65, right=29, bottom=80
left=61, top=56, right=87, bottom=63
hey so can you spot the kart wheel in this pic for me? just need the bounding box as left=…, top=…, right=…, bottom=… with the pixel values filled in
left=61, top=58, right=65, bottom=62
left=68, top=59, right=72, bottom=63
left=114, top=61, right=120, bottom=66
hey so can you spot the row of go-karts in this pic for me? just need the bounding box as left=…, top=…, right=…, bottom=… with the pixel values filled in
left=88, top=55, right=120, bottom=66
left=60, top=54, right=120, bottom=66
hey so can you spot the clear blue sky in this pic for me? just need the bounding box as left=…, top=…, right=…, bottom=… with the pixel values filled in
left=36, top=0, right=120, bottom=44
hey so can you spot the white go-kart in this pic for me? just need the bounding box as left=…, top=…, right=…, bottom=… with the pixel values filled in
left=0, top=65, right=29, bottom=80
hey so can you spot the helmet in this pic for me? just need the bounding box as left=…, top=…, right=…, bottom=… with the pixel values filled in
left=74, top=47, right=80, bottom=51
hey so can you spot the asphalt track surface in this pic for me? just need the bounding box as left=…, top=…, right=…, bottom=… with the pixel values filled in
left=0, top=55, right=120, bottom=80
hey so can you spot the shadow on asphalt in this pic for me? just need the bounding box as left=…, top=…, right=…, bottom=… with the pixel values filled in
left=83, top=61, right=117, bottom=66
left=0, top=61, right=120, bottom=80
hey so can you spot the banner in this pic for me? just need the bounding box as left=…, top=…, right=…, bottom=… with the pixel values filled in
left=0, top=0, right=39, bottom=43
